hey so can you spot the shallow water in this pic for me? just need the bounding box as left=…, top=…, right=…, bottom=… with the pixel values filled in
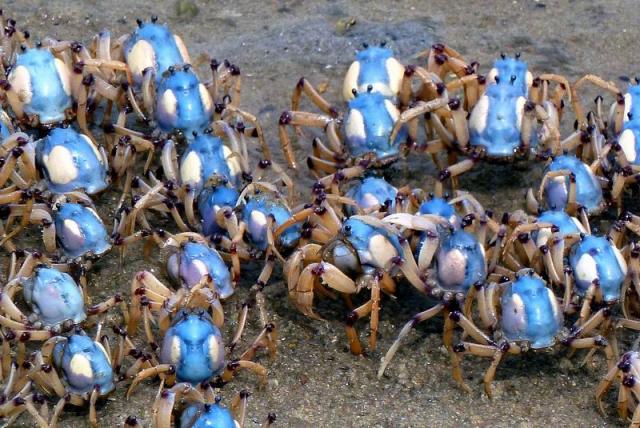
left=4, top=0, right=638, bottom=426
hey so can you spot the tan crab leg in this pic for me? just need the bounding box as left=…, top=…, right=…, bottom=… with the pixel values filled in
left=595, top=363, right=620, bottom=415
left=291, top=78, right=338, bottom=118
left=571, top=74, right=621, bottom=129
left=377, top=303, right=444, bottom=378
left=126, top=364, right=176, bottom=399
left=278, top=111, right=335, bottom=169
left=221, top=360, right=267, bottom=384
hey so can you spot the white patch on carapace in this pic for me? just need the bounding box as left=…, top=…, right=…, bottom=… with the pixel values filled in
left=469, top=95, right=489, bottom=134
left=360, top=192, right=380, bottom=208
left=367, top=234, right=397, bottom=268
left=526, top=71, right=533, bottom=89
left=511, top=293, right=525, bottom=320
left=198, top=83, right=212, bottom=113
left=619, top=129, right=637, bottom=162
left=53, top=58, right=71, bottom=96
left=81, top=134, right=104, bottom=164
left=438, top=249, right=467, bottom=288
left=385, top=57, right=405, bottom=97
left=572, top=217, right=587, bottom=234
left=87, top=208, right=103, bottom=224
left=44, top=145, right=78, bottom=184
left=613, top=245, right=628, bottom=275
left=249, top=210, right=268, bottom=241
left=624, top=93, right=633, bottom=123
left=515, top=96, right=526, bottom=130
left=222, top=146, right=242, bottom=179
left=69, top=353, right=93, bottom=379
left=95, top=342, right=111, bottom=364
left=169, top=336, right=181, bottom=364
left=384, top=99, right=399, bottom=122
left=346, top=109, right=366, bottom=141
left=342, top=61, right=361, bottom=101
left=8, top=65, right=32, bottom=114
left=158, top=89, right=178, bottom=125
left=128, top=40, right=156, bottom=80
left=63, top=219, right=83, bottom=241
left=575, top=253, right=598, bottom=284
left=536, top=227, right=552, bottom=247
left=173, top=35, right=191, bottom=64
left=180, top=151, right=203, bottom=185
left=486, top=67, right=498, bottom=85
left=189, top=259, right=209, bottom=279
left=547, top=287, right=562, bottom=324
left=208, top=335, right=222, bottom=367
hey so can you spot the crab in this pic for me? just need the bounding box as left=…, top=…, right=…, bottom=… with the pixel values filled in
left=390, top=50, right=574, bottom=195
left=0, top=250, right=122, bottom=340
left=278, top=43, right=449, bottom=176
left=447, top=269, right=614, bottom=397
left=377, top=205, right=503, bottom=376
left=0, top=29, right=128, bottom=136
left=0, top=192, right=111, bottom=259
left=125, top=308, right=271, bottom=398
left=124, top=383, right=276, bottom=428
left=26, top=326, right=131, bottom=427
left=596, top=350, right=640, bottom=427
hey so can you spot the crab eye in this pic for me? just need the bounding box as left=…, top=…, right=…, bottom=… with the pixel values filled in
left=345, top=109, right=366, bottom=141
left=43, top=145, right=78, bottom=185
left=128, top=40, right=156, bottom=81
left=342, top=61, right=361, bottom=101
left=69, top=353, right=93, bottom=381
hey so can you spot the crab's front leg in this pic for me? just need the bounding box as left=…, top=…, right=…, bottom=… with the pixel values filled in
left=571, top=74, right=622, bottom=131
left=291, top=78, right=339, bottom=120
left=278, top=110, right=336, bottom=170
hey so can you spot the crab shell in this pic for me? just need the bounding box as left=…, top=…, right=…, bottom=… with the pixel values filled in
left=616, top=84, right=640, bottom=164
left=243, top=194, right=300, bottom=252
left=167, top=241, right=234, bottom=299
left=336, top=217, right=403, bottom=273
left=5, top=48, right=72, bottom=124
left=345, top=176, right=397, bottom=214
left=179, top=134, right=242, bottom=191
left=418, top=196, right=460, bottom=228
left=23, top=266, right=86, bottom=328
left=123, top=21, right=190, bottom=85
left=54, top=203, right=111, bottom=258
left=500, top=271, right=563, bottom=349
left=342, top=46, right=405, bottom=101
left=198, top=184, right=240, bottom=238
left=344, top=92, right=406, bottom=162
left=533, top=210, right=586, bottom=247
left=160, top=311, right=225, bottom=384
left=434, top=229, right=486, bottom=293
left=155, top=68, right=213, bottom=138
left=543, top=154, right=604, bottom=215
left=36, top=127, right=108, bottom=194
left=569, top=234, right=627, bottom=302
left=52, top=333, right=115, bottom=395
left=179, top=402, right=240, bottom=428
